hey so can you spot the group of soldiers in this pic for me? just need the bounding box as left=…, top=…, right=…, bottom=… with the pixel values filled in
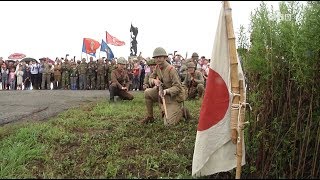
left=109, top=47, right=209, bottom=126
left=50, top=56, right=110, bottom=90
left=1, top=47, right=209, bottom=127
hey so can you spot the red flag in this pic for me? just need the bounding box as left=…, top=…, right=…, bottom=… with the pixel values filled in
left=106, top=31, right=125, bottom=46
left=83, top=38, right=101, bottom=55
left=192, top=2, right=246, bottom=177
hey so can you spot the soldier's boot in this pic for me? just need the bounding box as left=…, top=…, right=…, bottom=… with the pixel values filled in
left=182, top=107, right=192, bottom=121
left=139, top=116, right=155, bottom=124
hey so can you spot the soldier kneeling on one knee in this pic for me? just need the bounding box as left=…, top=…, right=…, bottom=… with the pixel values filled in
left=109, top=57, right=134, bottom=102
left=182, top=62, right=205, bottom=100
left=140, top=47, right=191, bottom=126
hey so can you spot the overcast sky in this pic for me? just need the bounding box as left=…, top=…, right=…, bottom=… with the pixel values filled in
left=0, top=1, right=281, bottom=60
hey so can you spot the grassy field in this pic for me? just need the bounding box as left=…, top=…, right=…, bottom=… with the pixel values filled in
left=0, top=92, right=205, bottom=178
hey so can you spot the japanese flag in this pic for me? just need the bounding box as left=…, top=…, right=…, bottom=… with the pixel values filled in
left=192, top=3, right=246, bottom=177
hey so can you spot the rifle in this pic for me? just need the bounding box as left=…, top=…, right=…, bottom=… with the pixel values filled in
left=157, top=77, right=168, bottom=119
left=187, top=74, right=196, bottom=97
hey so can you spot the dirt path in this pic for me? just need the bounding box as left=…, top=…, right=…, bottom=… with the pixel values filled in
left=0, top=90, right=110, bottom=126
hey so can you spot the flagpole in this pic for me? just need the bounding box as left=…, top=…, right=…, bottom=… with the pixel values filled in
left=224, top=1, right=243, bottom=179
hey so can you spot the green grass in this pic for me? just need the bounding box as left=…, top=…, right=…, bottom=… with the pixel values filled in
left=0, top=92, right=202, bottom=178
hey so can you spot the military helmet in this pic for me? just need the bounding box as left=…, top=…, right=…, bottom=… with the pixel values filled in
left=187, top=62, right=196, bottom=68
left=147, top=58, right=156, bottom=66
left=152, top=47, right=167, bottom=58
left=192, top=52, right=199, bottom=58
left=117, top=57, right=127, bottom=65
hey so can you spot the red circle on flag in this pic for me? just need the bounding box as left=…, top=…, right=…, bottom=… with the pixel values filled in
left=197, top=68, right=229, bottom=131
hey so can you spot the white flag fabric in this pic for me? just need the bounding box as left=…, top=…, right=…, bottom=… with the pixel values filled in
left=192, top=4, right=246, bottom=177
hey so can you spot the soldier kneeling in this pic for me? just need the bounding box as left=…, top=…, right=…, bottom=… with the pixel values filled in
left=182, top=62, right=205, bottom=100
left=140, top=47, right=191, bottom=126
left=109, top=57, right=134, bottom=102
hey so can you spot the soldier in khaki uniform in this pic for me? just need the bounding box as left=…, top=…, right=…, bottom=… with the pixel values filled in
left=143, top=58, right=157, bottom=90
left=87, top=57, right=97, bottom=90
left=41, top=59, right=52, bottom=90
left=140, top=47, right=190, bottom=125
left=78, top=58, right=88, bottom=90
left=182, top=62, right=205, bottom=99
left=107, top=59, right=117, bottom=89
left=109, top=57, right=134, bottom=102
left=61, top=58, right=71, bottom=89
left=186, top=52, right=199, bottom=67
left=96, top=59, right=107, bottom=90
left=53, top=59, right=62, bottom=89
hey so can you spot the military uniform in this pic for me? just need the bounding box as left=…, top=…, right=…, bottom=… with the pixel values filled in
left=70, top=62, right=78, bottom=90
left=143, top=58, right=156, bottom=90
left=53, top=61, right=62, bottom=89
left=96, top=59, right=107, bottom=90
left=182, top=62, right=205, bottom=99
left=41, top=61, right=52, bottom=90
left=107, top=60, right=117, bottom=89
left=78, top=58, right=88, bottom=90
left=104, top=60, right=110, bottom=90
left=186, top=52, right=199, bottom=68
left=87, top=59, right=97, bottom=90
left=61, top=59, right=71, bottom=89
left=109, top=57, right=134, bottom=102
left=179, top=62, right=188, bottom=82
left=141, top=47, right=189, bottom=126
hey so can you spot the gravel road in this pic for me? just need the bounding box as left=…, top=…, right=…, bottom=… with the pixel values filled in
left=0, top=90, right=110, bottom=126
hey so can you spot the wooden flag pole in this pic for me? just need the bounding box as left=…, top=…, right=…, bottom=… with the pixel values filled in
left=223, top=1, right=242, bottom=179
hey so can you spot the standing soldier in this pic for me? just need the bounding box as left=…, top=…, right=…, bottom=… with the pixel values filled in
left=53, top=59, right=62, bottom=89
left=143, top=58, right=157, bottom=90
left=140, top=47, right=190, bottom=125
left=61, top=58, right=71, bottom=89
left=96, top=58, right=107, bottom=90
left=87, top=57, right=97, bottom=90
left=69, top=62, right=78, bottom=90
left=104, top=59, right=110, bottom=90
left=182, top=62, right=205, bottom=100
left=109, top=57, right=134, bottom=102
left=186, top=52, right=199, bottom=68
left=78, top=58, right=88, bottom=90
left=41, top=59, right=52, bottom=90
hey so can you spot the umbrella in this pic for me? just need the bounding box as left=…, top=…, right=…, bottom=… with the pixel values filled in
left=39, top=57, right=55, bottom=64
left=8, top=53, right=26, bottom=60
left=20, top=57, right=37, bottom=64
